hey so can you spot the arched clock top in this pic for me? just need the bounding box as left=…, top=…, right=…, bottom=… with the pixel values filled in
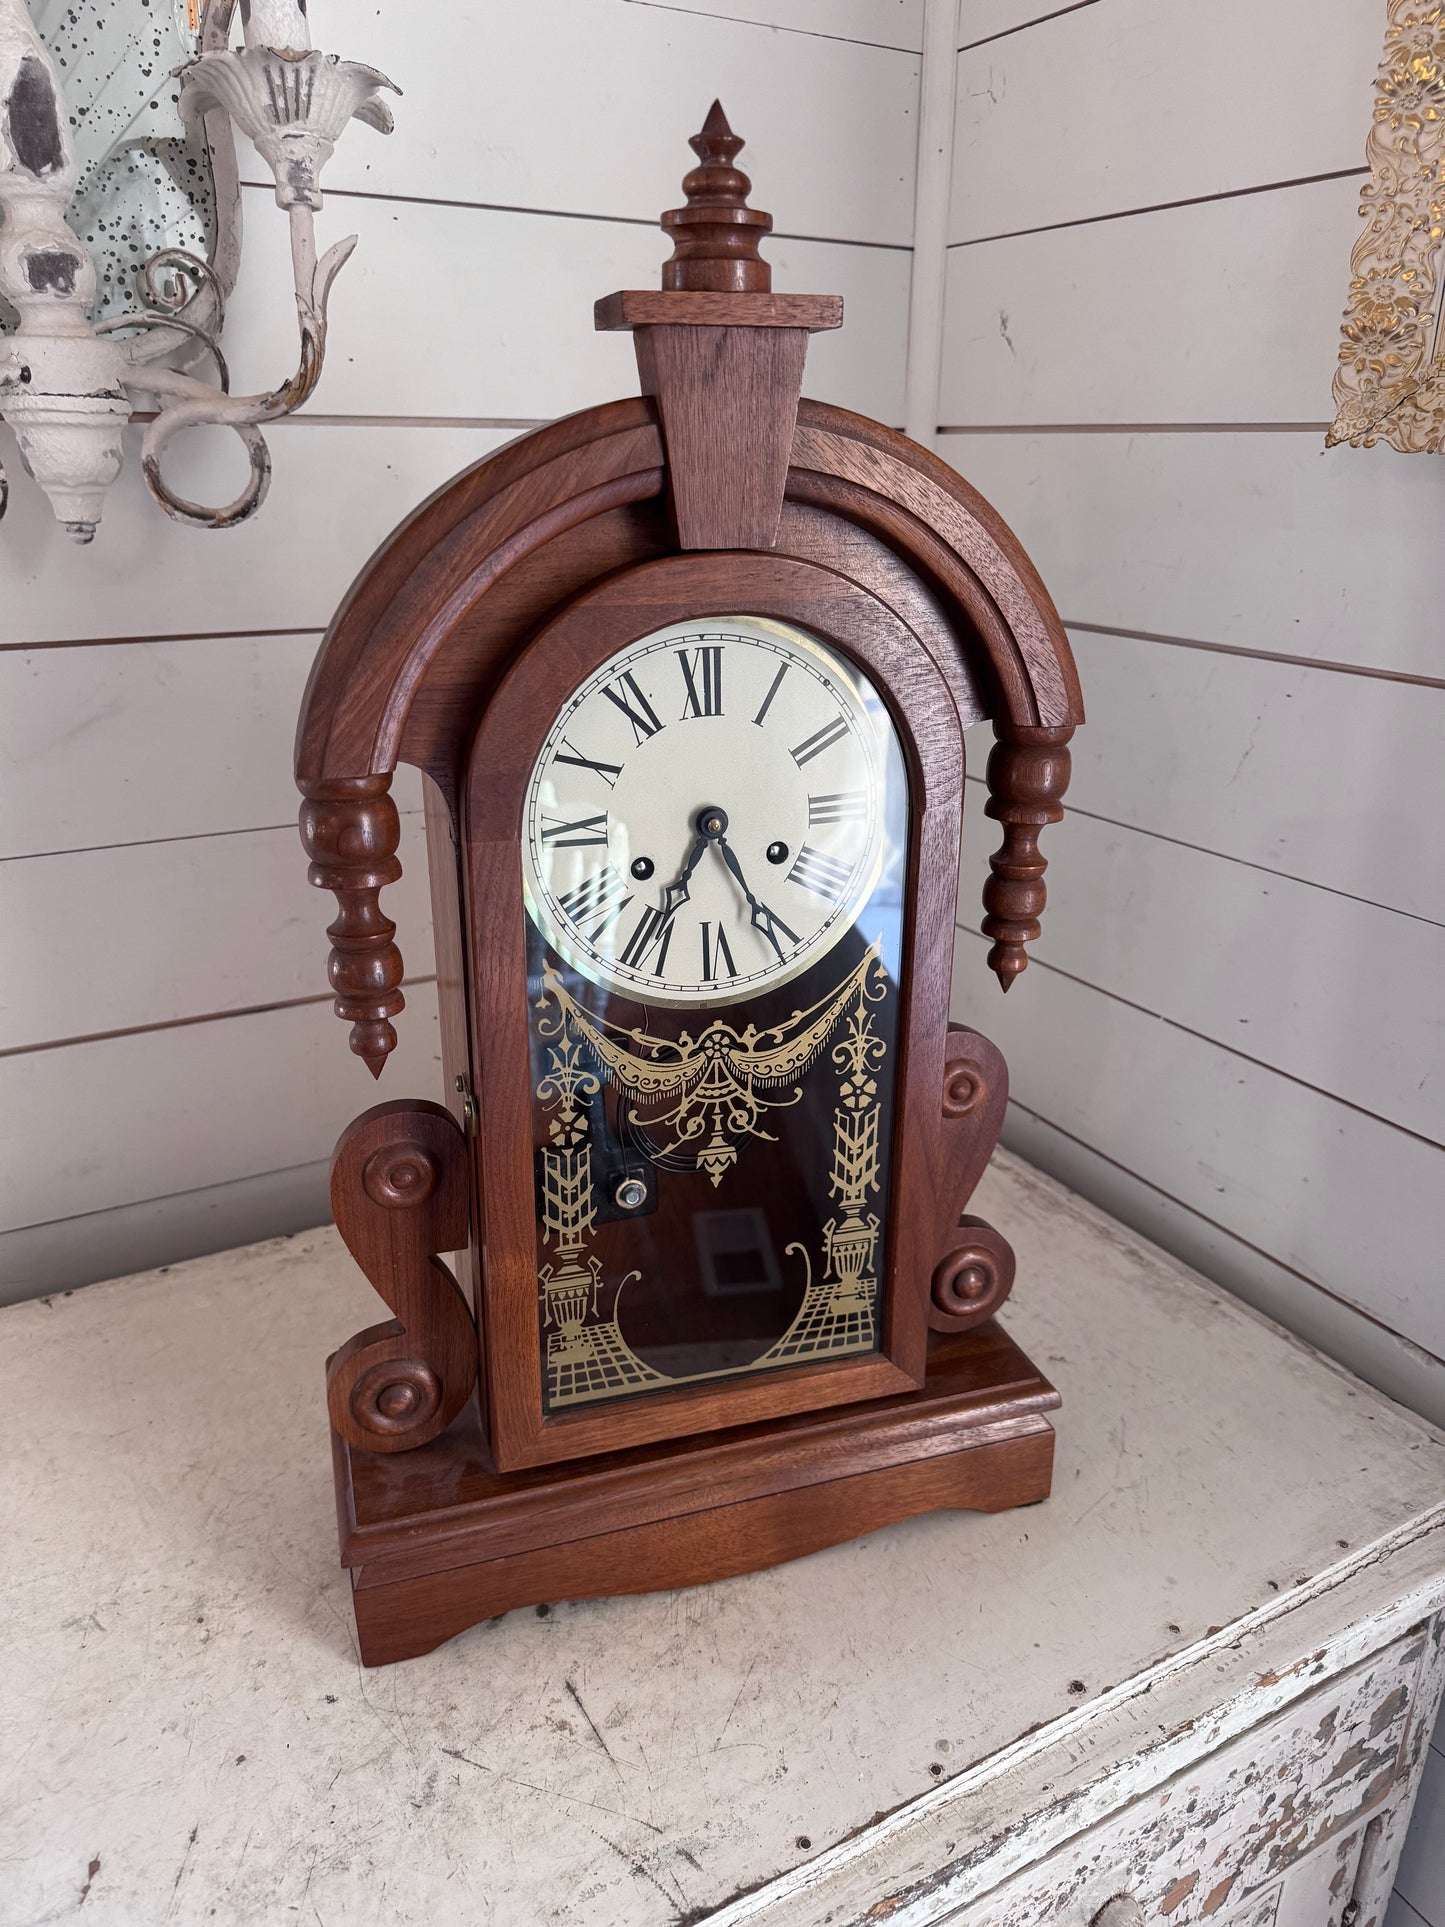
left=296, top=107, right=1080, bottom=1074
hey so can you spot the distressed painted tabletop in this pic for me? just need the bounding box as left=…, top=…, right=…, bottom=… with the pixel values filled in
left=4, top=1151, right=1444, bottom=1927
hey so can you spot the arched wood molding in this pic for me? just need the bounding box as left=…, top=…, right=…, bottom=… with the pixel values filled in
left=297, top=396, right=1082, bottom=1068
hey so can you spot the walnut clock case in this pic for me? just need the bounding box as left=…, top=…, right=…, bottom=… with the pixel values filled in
left=296, top=106, right=1083, bottom=1667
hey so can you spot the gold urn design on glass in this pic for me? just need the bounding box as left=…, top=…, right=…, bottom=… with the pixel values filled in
left=524, top=617, right=906, bottom=1413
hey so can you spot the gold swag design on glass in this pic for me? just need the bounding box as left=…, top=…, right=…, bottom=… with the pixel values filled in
left=534, top=945, right=891, bottom=1409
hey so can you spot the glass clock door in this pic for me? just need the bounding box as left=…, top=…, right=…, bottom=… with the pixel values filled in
left=519, top=616, right=911, bottom=1413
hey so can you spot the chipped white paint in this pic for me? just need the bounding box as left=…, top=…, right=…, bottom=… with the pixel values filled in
left=926, top=1624, right=1445, bottom=1927
left=2, top=1153, right=1443, bottom=1925
left=0, top=0, right=393, bottom=537
left=0, top=0, right=128, bottom=538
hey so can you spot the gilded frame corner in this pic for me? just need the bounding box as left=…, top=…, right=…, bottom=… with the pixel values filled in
left=1330, top=0, right=1445, bottom=451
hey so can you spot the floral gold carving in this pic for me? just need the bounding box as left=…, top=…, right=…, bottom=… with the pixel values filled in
left=1329, top=0, right=1445, bottom=452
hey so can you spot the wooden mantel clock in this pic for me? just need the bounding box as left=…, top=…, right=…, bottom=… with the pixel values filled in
left=296, top=105, right=1082, bottom=1666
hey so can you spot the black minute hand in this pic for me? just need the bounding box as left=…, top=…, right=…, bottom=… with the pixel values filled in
left=715, top=833, right=799, bottom=964
left=657, top=829, right=709, bottom=925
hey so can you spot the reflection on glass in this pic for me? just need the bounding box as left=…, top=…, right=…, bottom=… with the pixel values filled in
left=520, top=617, right=911, bottom=1412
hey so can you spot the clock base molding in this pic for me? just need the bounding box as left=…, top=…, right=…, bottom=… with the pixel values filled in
left=332, top=1326, right=1060, bottom=1666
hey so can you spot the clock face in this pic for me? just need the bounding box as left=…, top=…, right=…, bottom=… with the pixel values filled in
left=522, top=616, right=889, bottom=1006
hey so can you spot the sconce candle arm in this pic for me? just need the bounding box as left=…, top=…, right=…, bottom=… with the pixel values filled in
left=0, top=0, right=395, bottom=540
left=133, top=210, right=357, bottom=529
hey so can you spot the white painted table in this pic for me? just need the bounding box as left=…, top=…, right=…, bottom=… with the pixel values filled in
left=4, top=1152, right=1443, bottom=1927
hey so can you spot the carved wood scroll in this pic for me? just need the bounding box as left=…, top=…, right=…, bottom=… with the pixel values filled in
left=298, top=773, right=405, bottom=1077
left=327, top=1100, right=476, bottom=1453
left=928, top=1023, right=1017, bottom=1334
left=982, top=722, right=1074, bottom=990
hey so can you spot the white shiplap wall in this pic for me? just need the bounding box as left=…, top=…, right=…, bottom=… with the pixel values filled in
left=0, top=0, right=923, bottom=1299
left=941, top=4, right=1445, bottom=1918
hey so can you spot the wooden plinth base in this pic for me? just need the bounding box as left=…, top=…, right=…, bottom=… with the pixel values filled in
left=332, top=1322, right=1059, bottom=1666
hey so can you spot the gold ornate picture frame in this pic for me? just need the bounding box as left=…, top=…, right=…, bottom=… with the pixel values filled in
left=1330, top=0, right=1445, bottom=450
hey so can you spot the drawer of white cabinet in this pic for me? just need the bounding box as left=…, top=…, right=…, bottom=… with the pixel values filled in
left=940, top=1624, right=1434, bottom=1927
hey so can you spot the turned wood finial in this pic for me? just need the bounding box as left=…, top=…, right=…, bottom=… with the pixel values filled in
left=661, top=100, right=772, bottom=293
left=298, top=773, right=405, bottom=1076
left=981, top=723, right=1074, bottom=990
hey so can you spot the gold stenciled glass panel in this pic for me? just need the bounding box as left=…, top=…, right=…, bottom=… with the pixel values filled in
left=520, top=617, right=910, bottom=1413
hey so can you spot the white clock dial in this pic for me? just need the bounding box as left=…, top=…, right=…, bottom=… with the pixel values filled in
left=522, top=616, right=897, bottom=1006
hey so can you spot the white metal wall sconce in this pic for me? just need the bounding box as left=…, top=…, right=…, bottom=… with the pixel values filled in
left=0, top=0, right=397, bottom=541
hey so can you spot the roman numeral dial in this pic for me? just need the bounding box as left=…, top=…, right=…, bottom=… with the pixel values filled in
left=522, top=618, right=901, bottom=1007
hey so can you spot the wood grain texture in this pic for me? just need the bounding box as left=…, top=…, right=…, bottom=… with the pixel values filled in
left=298, top=776, right=407, bottom=1078
left=337, top=1320, right=1057, bottom=1663
left=979, top=722, right=1073, bottom=988
left=633, top=324, right=811, bottom=547
left=327, top=1101, right=476, bottom=1454
left=294, top=117, right=1083, bottom=1676
left=603, top=99, right=840, bottom=561
left=928, top=1023, right=1015, bottom=1331
left=667, top=98, right=780, bottom=293
left=296, top=401, right=1081, bottom=797
left=791, top=404, right=1082, bottom=725
left=345, top=1423, right=1056, bottom=1667
left=597, top=290, right=843, bottom=329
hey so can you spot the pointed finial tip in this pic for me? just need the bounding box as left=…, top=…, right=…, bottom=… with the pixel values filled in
left=689, top=98, right=744, bottom=166
left=987, top=943, right=1028, bottom=992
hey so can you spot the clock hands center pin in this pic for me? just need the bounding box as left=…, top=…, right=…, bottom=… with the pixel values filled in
left=645, top=804, right=720, bottom=944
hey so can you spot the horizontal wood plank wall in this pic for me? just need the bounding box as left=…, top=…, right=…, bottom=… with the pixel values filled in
left=945, top=0, right=1445, bottom=1478
left=0, top=0, right=921, bottom=1300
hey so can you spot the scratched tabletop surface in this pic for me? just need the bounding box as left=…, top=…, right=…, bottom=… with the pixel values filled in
left=4, top=1151, right=1443, bottom=1927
